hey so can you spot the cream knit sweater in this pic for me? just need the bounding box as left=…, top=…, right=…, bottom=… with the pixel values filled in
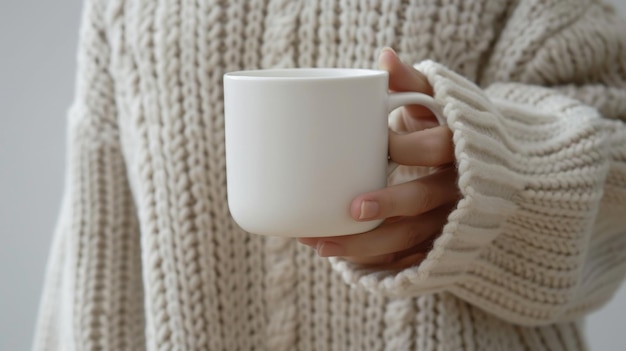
left=34, top=0, right=626, bottom=350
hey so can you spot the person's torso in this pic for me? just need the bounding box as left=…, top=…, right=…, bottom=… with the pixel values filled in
left=103, top=0, right=586, bottom=349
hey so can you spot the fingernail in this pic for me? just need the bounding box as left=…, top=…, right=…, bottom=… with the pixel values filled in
left=316, top=241, right=344, bottom=257
left=359, top=200, right=379, bottom=220
left=381, top=47, right=397, bottom=55
left=297, top=238, right=317, bottom=247
left=379, top=47, right=397, bottom=70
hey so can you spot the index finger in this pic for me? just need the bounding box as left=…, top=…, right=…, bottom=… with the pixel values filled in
left=378, top=48, right=434, bottom=119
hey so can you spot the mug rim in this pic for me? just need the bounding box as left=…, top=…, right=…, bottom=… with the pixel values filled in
left=224, top=68, right=387, bottom=80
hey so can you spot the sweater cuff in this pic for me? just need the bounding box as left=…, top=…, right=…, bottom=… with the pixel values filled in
left=329, top=60, right=525, bottom=296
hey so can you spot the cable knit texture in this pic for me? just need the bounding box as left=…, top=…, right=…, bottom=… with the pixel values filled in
left=34, top=0, right=626, bottom=350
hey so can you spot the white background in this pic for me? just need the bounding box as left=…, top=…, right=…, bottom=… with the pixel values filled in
left=1, top=1, right=625, bottom=350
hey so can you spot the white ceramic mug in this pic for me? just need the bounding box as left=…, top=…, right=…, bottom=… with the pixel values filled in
left=224, top=68, right=444, bottom=237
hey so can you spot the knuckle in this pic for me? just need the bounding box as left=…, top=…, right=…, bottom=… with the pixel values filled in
left=380, top=190, right=397, bottom=217
left=402, top=223, right=422, bottom=249
left=419, top=135, right=443, bottom=166
left=410, top=182, right=433, bottom=215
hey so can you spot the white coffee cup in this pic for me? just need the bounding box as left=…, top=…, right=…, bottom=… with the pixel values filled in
left=224, top=68, right=444, bottom=237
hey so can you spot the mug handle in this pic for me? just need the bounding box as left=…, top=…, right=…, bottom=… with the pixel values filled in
left=386, top=92, right=446, bottom=176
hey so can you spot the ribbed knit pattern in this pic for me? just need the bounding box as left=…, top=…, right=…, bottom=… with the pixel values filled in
left=34, top=0, right=626, bottom=350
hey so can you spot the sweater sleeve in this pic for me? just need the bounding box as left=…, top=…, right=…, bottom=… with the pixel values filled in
left=32, top=1, right=144, bottom=350
left=329, top=2, right=626, bottom=326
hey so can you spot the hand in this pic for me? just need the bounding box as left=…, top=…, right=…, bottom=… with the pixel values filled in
left=298, top=48, right=459, bottom=270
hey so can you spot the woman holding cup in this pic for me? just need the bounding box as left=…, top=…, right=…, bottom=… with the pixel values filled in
left=34, top=0, right=626, bottom=350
